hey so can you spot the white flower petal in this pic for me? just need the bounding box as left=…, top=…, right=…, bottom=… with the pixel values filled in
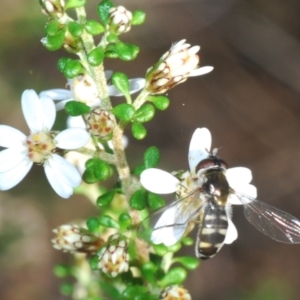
left=55, top=99, right=72, bottom=111
left=0, top=158, right=33, bottom=190
left=55, top=128, right=90, bottom=149
left=44, top=162, right=73, bottom=198
left=228, top=185, right=257, bottom=205
left=47, top=154, right=81, bottom=187
left=0, top=148, right=28, bottom=172
left=188, top=128, right=211, bottom=172
left=67, top=116, right=86, bottom=129
left=40, top=96, right=56, bottom=130
left=140, top=168, right=180, bottom=194
left=226, top=167, right=252, bottom=188
left=190, top=66, right=214, bottom=77
left=39, top=89, right=72, bottom=100
left=21, top=89, right=44, bottom=132
left=105, top=70, right=113, bottom=80
left=0, top=125, right=26, bottom=148
left=128, top=78, right=145, bottom=94
left=224, top=218, right=238, bottom=244
left=151, top=205, right=187, bottom=246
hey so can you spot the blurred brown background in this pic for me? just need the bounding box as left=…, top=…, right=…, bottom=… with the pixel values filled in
left=1, top=0, right=300, bottom=299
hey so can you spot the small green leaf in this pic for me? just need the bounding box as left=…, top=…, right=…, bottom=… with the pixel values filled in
left=46, top=20, right=63, bottom=36
left=122, top=286, right=148, bottom=299
left=132, top=122, right=147, bottom=140
left=134, top=104, right=155, bottom=123
left=43, top=32, right=65, bottom=51
left=115, top=42, right=140, bottom=61
left=60, top=283, right=73, bottom=296
left=97, top=0, right=114, bottom=24
left=174, top=256, right=200, bottom=270
left=97, top=190, right=115, bottom=207
left=168, top=242, right=181, bottom=253
left=158, top=267, right=187, bottom=287
left=87, top=47, right=105, bottom=66
left=93, top=159, right=112, bottom=181
left=131, top=164, right=146, bottom=176
left=63, top=60, right=85, bottom=78
left=129, top=189, right=147, bottom=210
left=112, top=72, right=130, bottom=97
left=181, top=236, right=194, bottom=246
left=53, top=264, right=70, bottom=278
left=119, top=213, right=132, bottom=230
left=98, top=215, right=120, bottom=229
left=148, top=95, right=170, bottom=110
left=107, top=33, right=119, bottom=43
left=141, top=262, right=157, bottom=285
left=152, top=244, right=168, bottom=256
left=105, top=44, right=119, bottom=58
left=147, top=192, right=165, bottom=210
left=68, top=21, right=83, bottom=37
left=65, top=101, right=90, bottom=116
left=131, top=10, right=146, bottom=25
left=86, top=217, right=100, bottom=232
left=57, top=57, right=71, bottom=73
left=89, top=255, right=99, bottom=270
left=65, top=0, right=86, bottom=9
left=112, top=103, right=135, bottom=121
left=82, top=167, right=97, bottom=183
left=143, top=146, right=160, bottom=168
left=85, top=20, right=105, bottom=35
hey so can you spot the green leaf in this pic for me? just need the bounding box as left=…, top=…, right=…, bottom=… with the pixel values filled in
left=147, top=192, right=165, bottom=210
left=148, top=95, right=170, bottom=110
left=119, top=213, right=132, bottom=230
left=87, top=47, right=105, bottom=66
left=68, top=21, right=83, bottom=37
left=115, top=42, right=140, bottom=61
left=131, top=122, right=147, bottom=140
left=84, top=20, right=105, bottom=35
left=181, top=236, right=194, bottom=246
left=129, top=189, right=147, bottom=210
left=82, top=167, right=98, bottom=183
left=60, top=283, right=73, bottom=296
left=105, top=44, right=119, bottom=58
left=86, top=217, right=100, bottom=232
left=112, top=72, right=130, bottom=97
left=141, top=262, right=157, bottom=285
left=131, top=164, right=146, bottom=176
left=65, top=0, right=86, bottom=9
left=98, top=215, right=120, bottom=229
left=43, top=32, right=65, bottom=51
left=107, top=33, right=119, bottom=43
left=97, top=0, right=114, bottom=24
left=122, top=286, right=148, bottom=299
left=64, top=101, right=90, bottom=116
left=143, top=146, right=160, bottom=168
left=46, top=20, right=64, bottom=36
left=93, top=159, right=112, bottom=181
left=131, top=10, right=146, bottom=25
left=63, top=60, right=85, bottom=78
left=134, top=104, right=155, bottom=123
left=97, top=190, right=115, bottom=207
left=168, top=242, right=181, bottom=253
left=112, top=103, right=135, bottom=122
left=57, top=57, right=71, bottom=73
left=152, top=244, right=168, bottom=256
left=88, top=256, right=99, bottom=270
left=53, top=264, right=70, bottom=278
left=158, top=267, right=187, bottom=287
left=174, top=256, right=200, bottom=270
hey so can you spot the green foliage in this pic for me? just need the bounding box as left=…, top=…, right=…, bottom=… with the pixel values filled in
left=122, top=285, right=156, bottom=300
left=43, top=31, right=65, bottom=51
left=97, top=0, right=114, bottom=25
left=64, top=101, right=90, bottom=116
left=83, top=158, right=112, bottom=183
left=85, top=20, right=105, bottom=35
left=87, top=47, right=105, bottom=66
left=173, top=256, right=200, bottom=270
left=147, top=192, right=165, bottom=210
left=134, top=104, right=155, bottom=123
left=46, top=20, right=64, bottom=36
left=53, top=264, right=71, bottom=278
left=60, top=283, right=73, bottom=296
left=144, top=146, right=160, bottom=168
left=115, top=42, right=140, bottom=61
left=65, top=0, right=86, bottom=9
left=112, top=103, right=135, bottom=121
left=129, top=189, right=147, bottom=210
left=131, top=122, right=147, bottom=139
left=86, top=217, right=100, bottom=232
left=57, top=58, right=85, bottom=78
left=119, top=213, right=132, bottom=230
left=112, top=72, right=130, bottom=97
left=97, top=190, right=115, bottom=207
left=131, top=10, right=146, bottom=25
left=89, top=256, right=99, bottom=270
left=158, top=267, right=187, bottom=287
left=68, top=21, right=83, bottom=37
left=148, top=95, right=170, bottom=110
left=141, top=262, right=157, bottom=286
left=181, top=236, right=194, bottom=246
left=98, top=215, right=120, bottom=229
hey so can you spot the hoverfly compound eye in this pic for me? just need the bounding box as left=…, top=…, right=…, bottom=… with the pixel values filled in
left=195, top=157, right=228, bottom=173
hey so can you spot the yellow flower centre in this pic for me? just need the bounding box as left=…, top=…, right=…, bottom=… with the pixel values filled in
left=26, top=132, right=56, bottom=163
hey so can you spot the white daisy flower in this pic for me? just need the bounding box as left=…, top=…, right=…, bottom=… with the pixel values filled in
left=0, top=90, right=90, bottom=198
left=140, top=127, right=257, bottom=246
left=39, top=71, right=146, bottom=111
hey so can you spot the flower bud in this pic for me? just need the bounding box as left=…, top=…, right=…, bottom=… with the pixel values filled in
left=98, top=233, right=129, bottom=277
left=107, top=6, right=132, bottom=35
left=84, top=108, right=115, bottom=138
left=52, top=224, right=104, bottom=254
left=40, top=0, right=65, bottom=18
left=159, top=285, right=191, bottom=300
left=145, top=39, right=213, bottom=94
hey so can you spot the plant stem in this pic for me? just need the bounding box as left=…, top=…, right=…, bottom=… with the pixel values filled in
left=133, top=88, right=150, bottom=110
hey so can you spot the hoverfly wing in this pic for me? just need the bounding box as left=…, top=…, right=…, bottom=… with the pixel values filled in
left=138, top=188, right=203, bottom=247
left=236, top=192, right=300, bottom=243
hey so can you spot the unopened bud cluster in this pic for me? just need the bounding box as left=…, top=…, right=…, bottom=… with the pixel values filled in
left=84, top=108, right=115, bottom=138
left=159, top=285, right=192, bottom=300
left=52, top=224, right=104, bottom=254
left=107, top=6, right=132, bottom=35
left=98, top=233, right=129, bottom=277
left=40, top=0, right=65, bottom=18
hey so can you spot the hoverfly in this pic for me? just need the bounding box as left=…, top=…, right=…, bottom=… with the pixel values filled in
left=138, top=128, right=300, bottom=259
